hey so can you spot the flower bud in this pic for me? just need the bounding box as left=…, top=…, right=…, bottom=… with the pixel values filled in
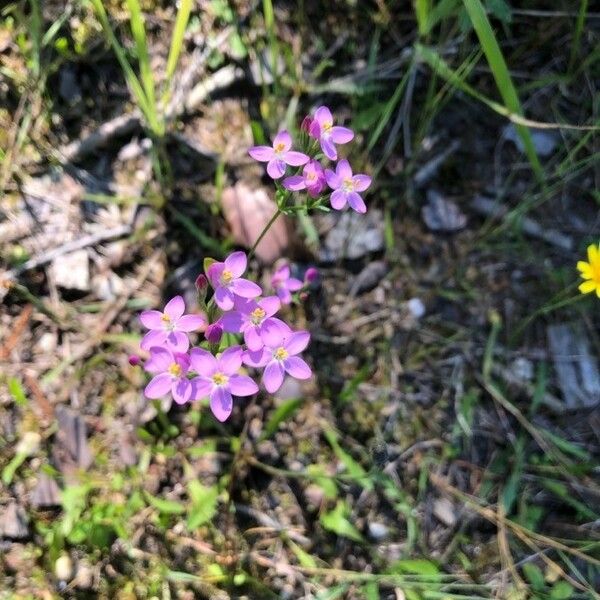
left=205, top=323, right=223, bottom=345
left=301, top=115, right=313, bottom=133
left=195, top=273, right=209, bottom=305
left=304, top=267, right=319, bottom=284
left=128, top=354, right=141, bottom=366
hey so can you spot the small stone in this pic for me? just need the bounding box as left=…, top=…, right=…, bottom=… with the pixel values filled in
left=503, top=124, right=558, bottom=158
left=74, top=560, right=95, bottom=589
left=304, top=484, right=324, bottom=509
left=15, top=431, right=41, bottom=456
left=31, top=474, right=61, bottom=508
left=422, top=190, right=466, bottom=233
left=368, top=521, right=390, bottom=541
left=511, top=357, right=534, bottom=381
left=51, top=249, right=89, bottom=291
left=406, top=297, right=426, bottom=319
left=0, top=503, right=29, bottom=539
left=433, top=497, right=456, bottom=527
left=55, top=554, right=73, bottom=581
left=36, top=332, right=57, bottom=354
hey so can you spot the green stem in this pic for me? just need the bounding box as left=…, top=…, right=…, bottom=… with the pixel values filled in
left=248, top=208, right=282, bottom=260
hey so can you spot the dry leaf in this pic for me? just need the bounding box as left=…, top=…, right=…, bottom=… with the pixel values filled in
left=221, top=183, right=289, bottom=265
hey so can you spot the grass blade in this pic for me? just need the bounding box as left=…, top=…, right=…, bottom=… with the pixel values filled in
left=165, top=0, right=192, bottom=84
left=462, top=0, right=543, bottom=181
left=126, top=0, right=155, bottom=111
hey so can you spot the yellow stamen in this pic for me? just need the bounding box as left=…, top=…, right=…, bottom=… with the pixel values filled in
left=212, top=372, right=228, bottom=386
left=250, top=307, right=266, bottom=324
left=161, top=313, right=171, bottom=323
left=342, top=178, right=354, bottom=192
left=274, top=347, right=288, bottom=361
left=274, top=142, right=286, bottom=153
left=322, top=121, right=332, bottom=132
left=168, top=363, right=182, bottom=377
left=221, top=270, right=233, bottom=285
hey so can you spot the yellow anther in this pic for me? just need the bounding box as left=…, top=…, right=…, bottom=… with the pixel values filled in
left=274, top=347, right=288, bottom=361
left=168, top=363, right=182, bottom=377
left=221, top=270, right=233, bottom=284
left=250, top=307, right=266, bottom=324
left=212, top=372, right=228, bottom=386
left=161, top=313, right=171, bottom=323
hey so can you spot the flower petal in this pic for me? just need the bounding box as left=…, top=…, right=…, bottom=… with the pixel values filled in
left=248, top=145, right=275, bottom=161
left=244, top=326, right=264, bottom=352
left=587, top=244, right=599, bottom=265
left=259, top=296, right=281, bottom=317
left=283, top=151, right=310, bottom=166
left=145, top=346, right=173, bottom=373
left=164, top=296, right=185, bottom=320
left=190, top=348, right=217, bottom=377
left=352, top=174, right=372, bottom=192
left=336, top=159, right=352, bottom=179
left=579, top=280, right=597, bottom=294
left=207, top=262, right=225, bottom=287
left=176, top=314, right=207, bottom=332
left=210, top=387, right=233, bottom=422
left=243, top=348, right=271, bottom=368
left=144, top=373, right=172, bottom=399
left=140, top=329, right=168, bottom=351
left=325, top=169, right=341, bottom=190
left=347, top=191, right=367, bottom=214
left=267, top=158, right=287, bottom=179
left=283, top=175, right=306, bottom=191
left=286, top=277, right=303, bottom=292
left=140, top=310, right=164, bottom=329
left=283, top=356, right=312, bottom=379
left=225, top=251, right=247, bottom=277
left=261, top=319, right=290, bottom=347
left=314, top=105, right=333, bottom=127
left=172, top=378, right=192, bottom=404
left=174, top=352, right=191, bottom=373
left=284, top=330, right=310, bottom=355
left=165, top=331, right=190, bottom=352
left=229, top=374, right=259, bottom=397
left=330, top=126, right=354, bottom=144
left=218, top=346, right=243, bottom=375
left=220, top=311, right=244, bottom=333
left=190, top=376, right=213, bottom=400
left=231, top=278, right=262, bottom=298
left=577, top=261, right=592, bottom=278
left=263, top=361, right=285, bottom=393
left=273, top=130, right=292, bottom=152
left=320, top=137, right=337, bottom=161
left=330, top=189, right=348, bottom=210
left=215, top=286, right=235, bottom=310
left=276, top=287, right=292, bottom=304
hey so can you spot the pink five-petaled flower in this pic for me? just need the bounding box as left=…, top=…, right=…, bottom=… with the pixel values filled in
left=325, top=159, right=371, bottom=214
left=207, top=251, right=262, bottom=311
left=271, top=263, right=303, bottom=305
left=283, top=160, right=326, bottom=198
left=309, top=106, right=354, bottom=161
left=143, top=347, right=194, bottom=404
left=243, top=326, right=311, bottom=393
left=140, top=296, right=206, bottom=353
left=248, top=130, right=309, bottom=179
left=190, top=346, right=258, bottom=422
left=220, top=296, right=287, bottom=352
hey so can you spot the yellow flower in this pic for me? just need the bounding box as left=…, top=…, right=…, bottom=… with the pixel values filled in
left=577, top=243, right=600, bottom=297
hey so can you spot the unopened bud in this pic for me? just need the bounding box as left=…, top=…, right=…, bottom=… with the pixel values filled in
left=195, top=273, right=209, bottom=304
left=128, top=354, right=141, bottom=366
left=301, top=115, right=313, bottom=133
left=299, top=291, right=309, bottom=302
left=304, top=267, right=319, bottom=284
left=205, top=323, right=223, bottom=344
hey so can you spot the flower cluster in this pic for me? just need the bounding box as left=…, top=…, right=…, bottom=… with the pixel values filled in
left=137, top=252, right=313, bottom=422
left=249, top=105, right=371, bottom=214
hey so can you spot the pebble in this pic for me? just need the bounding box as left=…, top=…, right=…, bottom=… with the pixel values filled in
left=368, top=521, right=389, bottom=541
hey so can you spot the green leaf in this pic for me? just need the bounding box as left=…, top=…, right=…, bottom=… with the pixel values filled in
left=165, top=0, right=192, bottom=83
left=363, top=582, right=379, bottom=600
left=320, top=501, right=363, bottom=542
left=260, top=398, right=303, bottom=441
left=287, top=539, right=317, bottom=568
left=522, top=563, right=544, bottom=591
left=7, top=377, right=27, bottom=406
left=315, top=583, right=349, bottom=600
left=461, top=0, right=543, bottom=180
left=323, top=428, right=372, bottom=490
left=550, top=581, right=574, bottom=600
left=390, top=558, right=441, bottom=580
left=187, top=481, right=218, bottom=529
left=144, top=492, right=186, bottom=515
left=306, top=465, right=338, bottom=499
left=125, top=0, right=155, bottom=110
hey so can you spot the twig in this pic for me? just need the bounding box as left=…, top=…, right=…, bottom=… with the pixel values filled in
left=0, top=304, right=32, bottom=360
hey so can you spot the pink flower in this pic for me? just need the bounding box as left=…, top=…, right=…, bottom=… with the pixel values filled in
left=190, top=346, right=258, bottom=422
left=248, top=130, right=309, bottom=179
left=271, top=264, right=303, bottom=305
left=143, top=346, right=194, bottom=404
left=309, top=106, right=354, bottom=161
left=140, top=296, right=207, bottom=353
left=243, top=326, right=311, bottom=393
left=207, top=251, right=262, bottom=311
left=283, top=160, right=326, bottom=198
left=325, top=159, right=371, bottom=214
left=220, top=296, right=288, bottom=351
